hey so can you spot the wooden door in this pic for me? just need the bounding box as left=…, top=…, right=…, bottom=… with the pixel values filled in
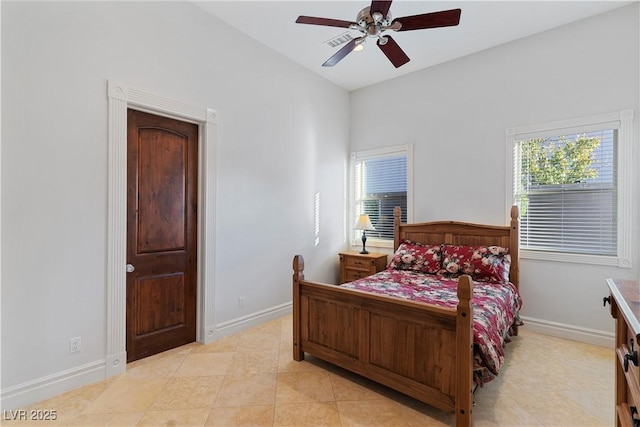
left=126, top=109, right=198, bottom=362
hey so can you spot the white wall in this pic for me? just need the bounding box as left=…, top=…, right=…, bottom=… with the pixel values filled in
left=350, top=4, right=639, bottom=344
left=1, top=1, right=348, bottom=408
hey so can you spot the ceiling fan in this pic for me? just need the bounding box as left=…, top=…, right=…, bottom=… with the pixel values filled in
left=295, top=1, right=461, bottom=68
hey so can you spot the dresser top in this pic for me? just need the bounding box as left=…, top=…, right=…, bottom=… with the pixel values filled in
left=607, top=278, right=640, bottom=337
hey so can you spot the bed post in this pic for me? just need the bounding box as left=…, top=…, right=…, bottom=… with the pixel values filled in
left=509, top=205, right=519, bottom=289
left=393, top=206, right=402, bottom=251
left=509, top=205, right=520, bottom=337
left=292, top=255, right=304, bottom=361
left=456, top=274, right=474, bottom=427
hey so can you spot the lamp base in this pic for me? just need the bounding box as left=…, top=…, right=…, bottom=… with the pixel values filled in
left=360, top=231, right=368, bottom=254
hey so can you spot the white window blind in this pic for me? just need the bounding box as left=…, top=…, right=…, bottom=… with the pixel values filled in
left=515, top=129, right=617, bottom=256
left=353, top=148, right=408, bottom=241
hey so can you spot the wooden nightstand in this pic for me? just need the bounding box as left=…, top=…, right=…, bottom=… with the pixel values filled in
left=339, top=251, right=388, bottom=284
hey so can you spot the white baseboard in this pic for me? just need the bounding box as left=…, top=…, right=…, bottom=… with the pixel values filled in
left=0, top=360, right=105, bottom=411
left=520, top=315, right=614, bottom=348
left=211, top=302, right=292, bottom=343
left=1, top=303, right=292, bottom=410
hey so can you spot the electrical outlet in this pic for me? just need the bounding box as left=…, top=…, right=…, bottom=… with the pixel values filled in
left=70, top=337, right=81, bottom=354
left=238, top=297, right=245, bottom=309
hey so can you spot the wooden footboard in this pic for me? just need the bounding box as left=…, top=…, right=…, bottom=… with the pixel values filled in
left=292, top=255, right=474, bottom=426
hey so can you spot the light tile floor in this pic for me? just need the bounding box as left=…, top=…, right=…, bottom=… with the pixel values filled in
left=3, top=314, right=613, bottom=426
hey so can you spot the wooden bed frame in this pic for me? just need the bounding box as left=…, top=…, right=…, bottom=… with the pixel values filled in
left=292, top=206, right=519, bottom=426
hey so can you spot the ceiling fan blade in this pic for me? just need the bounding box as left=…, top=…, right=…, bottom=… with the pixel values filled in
left=296, top=16, right=356, bottom=28
left=377, top=35, right=410, bottom=68
left=323, top=38, right=359, bottom=67
left=394, top=8, right=461, bottom=32
left=370, top=1, right=393, bottom=18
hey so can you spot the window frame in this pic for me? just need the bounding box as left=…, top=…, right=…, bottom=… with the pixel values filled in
left=506, top=109, right=633, bottom=268
left=349, top=144, right=413, bottom=250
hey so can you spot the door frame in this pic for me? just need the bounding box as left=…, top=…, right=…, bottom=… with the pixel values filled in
left=106, top=80, right=217, bottom=377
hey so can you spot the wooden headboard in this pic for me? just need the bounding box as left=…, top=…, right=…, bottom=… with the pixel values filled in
left=393, top=206, right=519, bottom=289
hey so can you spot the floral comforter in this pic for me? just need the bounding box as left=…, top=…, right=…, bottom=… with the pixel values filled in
left=340, top=269, right=522, bottom=385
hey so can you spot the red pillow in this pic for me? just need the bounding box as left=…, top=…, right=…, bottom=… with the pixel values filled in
left=441, top=245, right=510, bottom=283
left=388, top=241, right=442, bottom=274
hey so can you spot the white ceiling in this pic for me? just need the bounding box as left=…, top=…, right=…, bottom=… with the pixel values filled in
left=194, top=1, right=634, bottom=91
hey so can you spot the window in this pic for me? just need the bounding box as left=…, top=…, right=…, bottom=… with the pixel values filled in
left=351, top=144, right=413, bottom=248
left=507, top=110, right=633, bottom=267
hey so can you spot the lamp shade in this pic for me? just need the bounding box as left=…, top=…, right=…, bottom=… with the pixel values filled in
left=354, top=214, right=375, bottom=231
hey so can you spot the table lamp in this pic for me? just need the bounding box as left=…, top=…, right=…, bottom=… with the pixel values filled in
left=354, top=214, right=376, bottom=254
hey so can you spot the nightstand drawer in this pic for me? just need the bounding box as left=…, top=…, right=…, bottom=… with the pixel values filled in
left=345, top=257, right=372, bottom=269
left=338, top=252, right=387, bottom=284
left=344, top=269, right=370, bottom=282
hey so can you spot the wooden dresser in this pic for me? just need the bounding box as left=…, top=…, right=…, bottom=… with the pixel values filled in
left=606, top=278, right=640, bottom=427
left=339, top=251, right=387, bottom=284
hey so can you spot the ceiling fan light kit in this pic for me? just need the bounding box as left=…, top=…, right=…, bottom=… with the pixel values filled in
left=296, top=0, right=461, bottom=68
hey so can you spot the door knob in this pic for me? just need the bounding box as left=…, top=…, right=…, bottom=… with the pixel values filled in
left=126, top=264, right=135, bottom=273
